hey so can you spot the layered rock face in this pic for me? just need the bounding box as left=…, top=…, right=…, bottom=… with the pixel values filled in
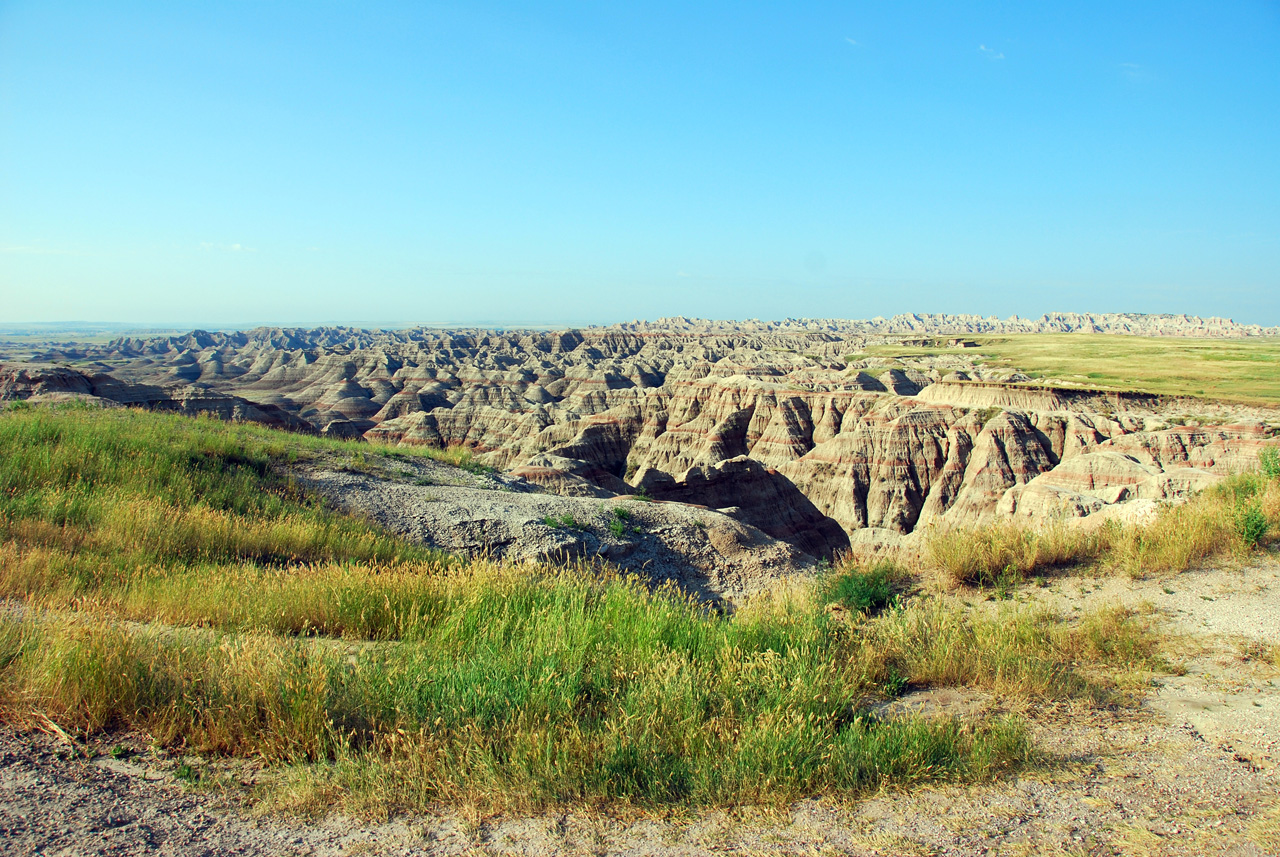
left=10, top=317, right=1278, bottom=558
left=0, top=363, right=311, bottom=432
left=607, top=312, right=1280, bottom=338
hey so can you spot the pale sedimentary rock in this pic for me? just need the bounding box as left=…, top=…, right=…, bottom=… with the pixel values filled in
left=9, top=316, right=1277, bottom=560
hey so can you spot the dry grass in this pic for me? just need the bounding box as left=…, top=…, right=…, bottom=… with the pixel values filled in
left=925, top=471, right=1280, bottom=586
left=0, top=403, right=1176, bottom=814
left=859, top=600, right=1166, bottom=702
left=862, top=333, right=1280, bottom=404
left=1250, top=802, right=1280, bottom=852
left=924, top=520, right=1110, bottom=586
left=0, top=572, right=1069, bottom=812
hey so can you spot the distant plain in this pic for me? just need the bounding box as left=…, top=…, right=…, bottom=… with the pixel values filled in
left=860, top=333, right=1280, bottom=404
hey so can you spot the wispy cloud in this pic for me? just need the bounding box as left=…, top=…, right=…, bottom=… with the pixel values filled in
left=978, top=44, right=1005, bottom=60
left=1119, top=62, right=1153, bottom=81
left=199, top=241, right=256, bottom=253
left=845, top=37, right=859, bottom=47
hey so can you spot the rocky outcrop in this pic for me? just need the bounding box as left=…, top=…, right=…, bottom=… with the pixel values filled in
left=632, top=456, right=851, bottom=560
left=1098, top=422, right=1272, bottom=475
left=1000, top=452, right=1221, bottom=521
left=510, top=454, right=633, bottom=498
left=297, top=457, right=818, bottom=605
left=0, top=363, right=313, bottom=433
left=916, top=381, right=1162, bottom=413
left=11, top=316, right=1278, bottom=560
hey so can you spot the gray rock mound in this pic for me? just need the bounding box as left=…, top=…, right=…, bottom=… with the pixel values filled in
left=296, top=456, right=817, bottom=606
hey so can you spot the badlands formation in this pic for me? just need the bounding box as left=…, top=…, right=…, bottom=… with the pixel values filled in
left=3, top=312, right=1276, bottom=583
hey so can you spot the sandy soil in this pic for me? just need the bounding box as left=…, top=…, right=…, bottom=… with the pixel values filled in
left=4, top=558, right=1279, bottom=856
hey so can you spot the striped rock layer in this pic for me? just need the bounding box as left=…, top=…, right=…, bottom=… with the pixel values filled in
left=12, top=323, right=1278, bottom=558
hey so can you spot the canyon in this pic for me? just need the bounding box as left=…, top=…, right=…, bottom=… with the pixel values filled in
left=4, top=313, right=1277, bottom=565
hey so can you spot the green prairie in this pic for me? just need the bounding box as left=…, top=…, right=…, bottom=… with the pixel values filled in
left=861, top=333, right=1280, bottom=404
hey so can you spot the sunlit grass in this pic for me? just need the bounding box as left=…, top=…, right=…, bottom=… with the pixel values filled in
left=0, top=403, right=1177, bottom=812
left=6, top=568, right=1155, bottom=813
left=859, top=333, right=1280, bottom=403
left=924, top=471, right=1280, bottom=585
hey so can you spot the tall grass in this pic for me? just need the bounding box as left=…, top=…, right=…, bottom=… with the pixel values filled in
left=926, top=466, right=1280, bottom=585
left=0, top=404, right=1169, bottom=812
left=0, top=559, right=1162, bottom=812
left=0, top=405, right=438, bottom=605
left=5, top=565, right=1159, bottom=812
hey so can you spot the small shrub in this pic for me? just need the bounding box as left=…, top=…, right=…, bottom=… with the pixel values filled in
left=992, top=567, right=1018, bottom=601
left=883, top=667, right=909, bottom=698
left=1260, top=447, right=1280, bottom=481
left=606, top=507, right=639, bottom=539
left=822, top=562, right=898, bottom=615
left=1237, top=503, right=1269, bottom=549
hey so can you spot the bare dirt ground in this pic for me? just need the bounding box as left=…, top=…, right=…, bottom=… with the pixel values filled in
left=4, top=558, right=1279, bottom=857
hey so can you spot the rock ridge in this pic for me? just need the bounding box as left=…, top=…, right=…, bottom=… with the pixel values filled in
left=6, top=314, right=1277, bottom=561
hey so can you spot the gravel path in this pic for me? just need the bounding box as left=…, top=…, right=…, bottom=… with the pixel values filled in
left=1027, top=556, right=1280, bottom=775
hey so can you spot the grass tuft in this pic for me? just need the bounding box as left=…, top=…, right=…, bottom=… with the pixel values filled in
left=927, top=460, right=1280, bottom=586
left=820, top=561, right=899, bottom=615
left=420, top=445, right=496, bottom=475
left=1261, top=447, right=1280, bottom=481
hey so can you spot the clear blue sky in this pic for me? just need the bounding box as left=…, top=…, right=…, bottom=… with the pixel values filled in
left=2, top=2, right=1278, bottom=327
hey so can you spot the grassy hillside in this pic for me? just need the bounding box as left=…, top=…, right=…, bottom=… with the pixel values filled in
left=0, top=403, right=1177, bottom=813
left=860, top=333, right=1280, bottom=404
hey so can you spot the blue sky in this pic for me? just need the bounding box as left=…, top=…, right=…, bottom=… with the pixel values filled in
left=2, top=2, right=1278, bottom=327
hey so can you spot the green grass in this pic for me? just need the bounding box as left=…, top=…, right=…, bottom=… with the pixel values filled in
left=820, top=561, right=899, bottom=615
left=860, top=333, right=1280, bottom=404
left=4, top=572, right=1078, bottom=812
left=419, top=445, right=496, bottom=474
left=541, top=513, right=586, bottom=531
left=607, top=506, right=637, bottom=539
left=925, top=469, right=1280, bottom=585
left=1261, top=448, right=1280, bottom=480
left=0, top=404, right=1168, bottom=815
left=0, top=403, right=439, bottom=609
